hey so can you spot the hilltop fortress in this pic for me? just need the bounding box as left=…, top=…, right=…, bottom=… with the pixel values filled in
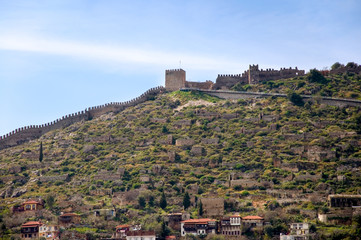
left=165, top=64, right=305, bottom=91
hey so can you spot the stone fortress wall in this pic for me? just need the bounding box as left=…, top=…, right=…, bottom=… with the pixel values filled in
left=0, top=86, right=165, bottom=150
left=165, top=64, right=305, bottom=91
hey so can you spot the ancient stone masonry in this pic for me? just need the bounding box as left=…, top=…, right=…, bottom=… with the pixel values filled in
left=200, top=198, right=224, bottom=218
left=328, top=195, right=361, bottom=208
left=0, top=86, right=165, bottom=150
left=165, top=64, right=305, bottom=91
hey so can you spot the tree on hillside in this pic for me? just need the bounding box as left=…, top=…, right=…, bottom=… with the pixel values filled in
left=198, top=201, right=203, bottom=217
left=160, top=192, right=167, bottom=209
left=287, top=91, right=304, bottom=106
left=39, top=142, right=43, bottom=162
left=331, top=62, right=342, bottom=70
left=159, top=220, right=170, bottom=240
left=45, top=195, right=55, bottom=209
left=183, top=192, right=191, bottom=210
left=307, top=69, right=327, bottom=84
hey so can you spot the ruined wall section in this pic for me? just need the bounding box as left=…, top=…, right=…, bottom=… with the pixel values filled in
left=213, top=74, right=248, bottom=90
left=248, top=64, right=305, bottom=84
left=0, top=86, right=165, bottom=150
left=165, top=69, right=186, bottom=91
left=185, top=80, right=214, bottom=90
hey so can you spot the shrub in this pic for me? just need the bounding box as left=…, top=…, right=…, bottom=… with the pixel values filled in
left=287, top=91, right=304, bottom=106
left=307, top=69, right=327, bottom=84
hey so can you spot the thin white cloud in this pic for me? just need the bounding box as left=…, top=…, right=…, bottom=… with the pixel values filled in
left=0, top=34, right=241, bottom=72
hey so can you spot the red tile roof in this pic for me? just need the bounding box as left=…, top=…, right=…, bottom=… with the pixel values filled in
left=181, top=218, right=217, bottom=224
left=242, top=216, right=264, bottom=220
left=21, top=221, right=42, bottom=227
left=115, top=224, right=130, bottom=229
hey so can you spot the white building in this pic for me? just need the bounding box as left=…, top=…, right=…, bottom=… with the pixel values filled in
left=280, top=223, right=310, bottom=240
left=126, top=230, right=156, bottom=240
left=39, top=224, right=60, bottom=240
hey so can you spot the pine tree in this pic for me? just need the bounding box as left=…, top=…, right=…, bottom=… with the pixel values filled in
left=160, top=192, right=167, bottom=209
left=183, top=192, right=190, bottom=210
left=39, top=142, right=43, bottom=162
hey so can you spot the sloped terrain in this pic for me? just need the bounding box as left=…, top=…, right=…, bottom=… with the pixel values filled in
left=0, top=72, right=361, bottom=239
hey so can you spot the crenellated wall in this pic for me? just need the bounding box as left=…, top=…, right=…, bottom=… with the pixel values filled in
left=165, top=64, right=306, bottom=92
left=213, top=73, right=248, bottom=90
left=0, top=86, right=165, bottom=150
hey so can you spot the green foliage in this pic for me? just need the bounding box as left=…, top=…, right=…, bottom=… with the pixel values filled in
left=39, top=142, right=43, bottom=162
left=183, top=192, right=191, bottom=210
left=307, top=69, right=328, bottom=84
left=45, top=194, right=55, bottom=209
left=138, top=196, right=146, bottom=209
left=198, top=201, right=203, bottom=217
left=287, top=91, right=304, bottom=106
left=159, top=192, right=167, bottom=209
left=331, top=62, right=342, bottom=70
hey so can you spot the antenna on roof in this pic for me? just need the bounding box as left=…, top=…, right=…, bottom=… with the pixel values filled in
left=179, top=60, right=182, bottom=69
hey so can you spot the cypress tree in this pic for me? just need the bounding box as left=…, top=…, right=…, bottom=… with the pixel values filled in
left=183, top=192, right=191, bottom=210
left=160, top=192, right=167, bottom=209
left=39, top=142, right=43, bottom=162
left=199, top=201, right=203, bottom=217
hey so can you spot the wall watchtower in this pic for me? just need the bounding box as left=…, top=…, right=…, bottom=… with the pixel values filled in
left=165, top=69, right=186, bottom=91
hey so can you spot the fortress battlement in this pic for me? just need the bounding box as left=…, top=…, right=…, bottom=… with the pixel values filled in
left=0, top=86, right=165, bottom=150
left=165, top=64, right=305, bottom=91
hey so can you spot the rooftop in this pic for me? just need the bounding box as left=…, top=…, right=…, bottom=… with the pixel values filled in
left=181, top=218, right=217, bottom=224
left=242, top=216, right=264, bottom=220
left=21, top=221, right=42, bottom=227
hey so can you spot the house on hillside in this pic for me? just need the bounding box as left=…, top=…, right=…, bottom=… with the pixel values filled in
left=126, top=230, right=156, bottom=240
left=181, top=218, right=217, bottom=237
left=280, top=222, right=310, bottom=240
left=241, top=216, right=264, bottom=232
left=114, top=224, right=130, bottom=239
left=13, top=200, right=44, bottom=213
left=165, top=212, right=190, bottom=231
left=58, top=212, right=81, bottom=226
left=39, top=223, right=60, bottom=240
left=21, top=221, right=42, bottom=239
left=221, top=215, right=241, bottom=236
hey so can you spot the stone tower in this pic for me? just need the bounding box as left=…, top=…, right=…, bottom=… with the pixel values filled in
left=165, top=69, right=186, bottom=91
left=248, top=64, right=260, bottom=84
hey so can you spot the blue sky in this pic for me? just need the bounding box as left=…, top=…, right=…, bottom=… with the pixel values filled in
left=1, top=0, right=361, bottom=136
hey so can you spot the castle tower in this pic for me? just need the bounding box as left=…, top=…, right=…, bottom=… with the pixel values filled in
left=165, top=69, right=186, bottom=91
left=248, top=64, right=260, bottom=84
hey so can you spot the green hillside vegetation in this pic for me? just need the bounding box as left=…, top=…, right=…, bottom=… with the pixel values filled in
left=233, top=68, right=361, bottom=100
left=0, top=70, right=361, bottom=239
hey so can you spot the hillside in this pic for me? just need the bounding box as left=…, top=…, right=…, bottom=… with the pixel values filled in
left=0, top=70, right=361, bottom=239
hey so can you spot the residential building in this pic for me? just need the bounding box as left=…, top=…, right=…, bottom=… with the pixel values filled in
left=58, top=212, right=81, bottom=226
left=114, top=224, right=130, bottom=239
left=241, top=216, right=264, bottom=232
left=39, top=224, right=60, bottom=240
left=165, top=212, right=190, bottom=231
left=94, top=208, right=116, bottom=220
left=280, top=223, right=310, bottom=240
left=126, top=230, right=156, bottom=240
left=180, top=218, right=217, bottom=237
left=21, top=221, right=41, bottom=239
left=221, top=215, right=241, bottom=236
left=14, top=200, right=44, bottom=213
